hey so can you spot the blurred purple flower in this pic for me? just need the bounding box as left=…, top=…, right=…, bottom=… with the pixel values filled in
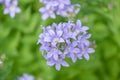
left=4, top=0, right=21, bottom=18
left=54, top=0, right=71, bottom=9
left=18, top=73, right=34, bottom=80
left=38, top=20, right=95, bottom=70
left=39, top=0, right=80, bottom=20
left=39, top=6, right=56, bottom=20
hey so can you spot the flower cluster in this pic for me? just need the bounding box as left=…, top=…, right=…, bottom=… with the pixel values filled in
left=0, top=0, right=21, bottom=18
left=38, top=20, right=95, bottom=70
left=17, top=73, right=34, bottom=80
left=39, top=0, right=80, bottom=20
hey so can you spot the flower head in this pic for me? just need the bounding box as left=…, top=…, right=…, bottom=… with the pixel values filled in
left=39, top=5, right=56, bottom=20
left=18, top=74, right=34, bottom=80
left=3, top=0, right=21, bottom=18
left=39, top=0, right=80, bottom=20
left=38, top=20, right=95, bottom=70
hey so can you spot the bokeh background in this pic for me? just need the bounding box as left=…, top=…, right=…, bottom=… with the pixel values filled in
left=0, top=0, right=120, bottom=80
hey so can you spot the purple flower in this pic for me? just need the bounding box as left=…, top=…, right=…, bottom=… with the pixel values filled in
left=39, top=0, right=80, bottom=20
left=77, top=34, right=91, bottom=47
left=62, top=22, right=78, bottom=39
left=75, top=20, right=89, bottom=34
left=47, top=54, right=69, bottom=70
left=66, top=4, right=80, bottom=17
left=54, top=0, right=71, bottom=9
left=38, top=20, right=95, bottom=70
left=45, top=48, right=61, bottom=59
left=39, top=5, right=56, bottom=20
left=42, top=26, right=64, bottom=47
left=64, top=41, right=81, bottom=62
left=4, top=0, right=21, bottom=18
left=78, top=45, right=95, bottom=60
left=18, top=74, right=34, bottom=80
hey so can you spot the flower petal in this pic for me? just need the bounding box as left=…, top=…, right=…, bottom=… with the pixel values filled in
left=57, top=30, right=63, bottom=37
left=70, top=53, right=77, bottom=63
left=42, top=13, right=49, bottom=20
left=58, top=38, right=64, bottom=42
left=48, top=29, right=55, bottom=36
left=4, top=8, right=9, bottom=14
left=46, top=52, right=53, bottom=58
left=53, top=54, right=58, bottom=61
left=10, top=12, right=15, bottom=18
left=47, top=61, right=55, bottom=66
left=82, top=26, right=89, bottom=31
left=88, top=48, right=95, bottom=53
left=84, top=53, right=89, bottom=60
left=55, top=63, right=61, bottom=71
left=61, top=61, right=69, bottom=67
left=44, top=36, right=51, bottom=42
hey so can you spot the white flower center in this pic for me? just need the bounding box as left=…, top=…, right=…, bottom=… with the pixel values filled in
left=53, top=38, right=59, bottom=43
left=10, top=5, right=15, bottom=11
left=49, top=8, right=53, bottom=13
left=68, top=47, right=71, bottom=51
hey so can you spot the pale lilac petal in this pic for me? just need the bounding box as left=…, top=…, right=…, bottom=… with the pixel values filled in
left=4, top=9, right=9, bottom=14
left=42, top=13, right=49, bottom=20
left=16, top=8, right=21, bottom=13
left=46, top=52, right=53, bottom=58
left=76, top=20, right=82, bottom=27
left=59, top=3, right=64, bottom=9
left=55, top=63, right=61, bottom=71
left=10, top=12, right=15, bottom=18
left=70, top=53, right=76, bottom=62
left=72, top=41, right=78, bottom=47
left=85, top=34, right=91, bottom=39
left=84, top=53, right=89, bottom=60
left=58, top=38, right=64, bottom=42
left=75, top=8, right=80, bottom=14
left=50, top=13, right=56, bottom=19
left=73, top=48, right=80, bottom=53
left=88, top=48, right=95, bottom=53
left=53, top=54, right=58, bottom=60
left=57, top=30, right=63, bottom=37
left=77, top=53, right=82, bottom=59
left=51, top=42, right=57, bottom=46
left=47, top=61, right=55, bottom=66
left=18, top=73, right=34, bottom=80
left=44, top=36, right=51, bottom=42
left=39, top=7, right=46, bottom=12
left=84, top=40, right=90, bottom=46
left=82, top=26, right=89, bottom=31
left=61, top=61, right=69, bottom=67
left=48, top=29, right=55, bottom=36
left=12, top=0, right=18, bottom=6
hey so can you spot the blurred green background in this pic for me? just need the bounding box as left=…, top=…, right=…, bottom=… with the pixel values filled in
left=0, top=0, right=120, bottom=80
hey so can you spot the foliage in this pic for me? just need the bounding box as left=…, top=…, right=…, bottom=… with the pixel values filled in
left=0, top=0, right=120, bottom=80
